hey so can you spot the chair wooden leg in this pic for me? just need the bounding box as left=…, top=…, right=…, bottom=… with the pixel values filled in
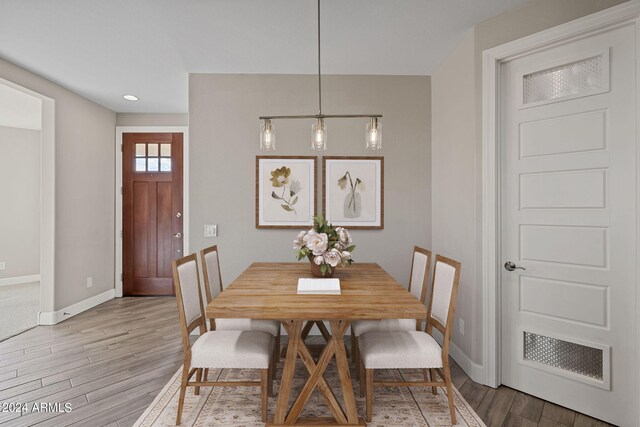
left=353, top=334, right=359, bottom=380
left=430, top=368, right=438, bottom=395
left=443, top=364, right=457, bottom=425
left=268, top=356, right=275, bottom=397
left=194, top=368, right=202, bottom=395
left=365, top=369, right=373, bottom=423
left=275, top=330, right=281, bottom=360
left=261, top=369, right=269, bottom=422
left=176, top=366, right=190, bottom=425
left=350, top=327, right=356, bottom=360
left=358, top=355, right=366, bottom=398
left=203, top=368, right=209, bottom=381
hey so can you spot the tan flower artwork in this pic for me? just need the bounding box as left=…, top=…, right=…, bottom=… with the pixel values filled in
left=270, top=166, right=300, bottom=214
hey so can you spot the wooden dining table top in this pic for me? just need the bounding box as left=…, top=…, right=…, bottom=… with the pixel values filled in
left=206, top=262, right=427, bottom=321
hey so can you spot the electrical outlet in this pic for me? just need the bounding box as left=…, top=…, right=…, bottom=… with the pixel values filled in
left=0, top=262, right=5, bottom=271
left=204, top=224, right=218, bottom=237
left=459, top=318, right=465, bottom=335
left=86, top=276, right=93, bottom=288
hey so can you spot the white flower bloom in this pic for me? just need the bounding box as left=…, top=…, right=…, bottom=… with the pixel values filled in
left=334, top=242, right=344, bottom=251
left=341, top=251, right=352, bottom=261
left=314, top=255, right=324, bottom=265
left=324, top=249, right=342, bottom=267
left=303, top=230, right=328, bottom=255
left=290, top=180, right=302, bottom=195
left=336, top=227, right=352, bottom=245
left=293, top=230, right=307, bottom=250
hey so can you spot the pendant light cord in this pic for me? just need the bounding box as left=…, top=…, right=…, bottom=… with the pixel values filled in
left=317, top=0, right=322, bottom=116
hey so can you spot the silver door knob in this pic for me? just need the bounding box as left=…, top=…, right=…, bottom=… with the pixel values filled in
left=176, top=212, right=182, bottom=218
left=174, top=232, right=182, bottom=238
left=504, top=261, right=525, bottom=271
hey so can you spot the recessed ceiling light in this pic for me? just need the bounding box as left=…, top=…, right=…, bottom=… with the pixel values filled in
left=123, top=94, right=139, bottom=101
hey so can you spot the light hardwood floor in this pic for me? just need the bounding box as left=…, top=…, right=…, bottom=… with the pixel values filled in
left=0, top=297, right=612, bottom=427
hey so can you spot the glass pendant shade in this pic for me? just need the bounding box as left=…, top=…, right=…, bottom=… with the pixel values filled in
left=260, top=119, right=276, bottom=150
left=311, top=118, right=327, bottom=150
left=366, top=117, right=382, bottom=150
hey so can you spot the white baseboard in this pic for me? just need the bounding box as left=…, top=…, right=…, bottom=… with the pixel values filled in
left=38, top=289, right=115, bottom=325
left=0, top=274, right=41, bottom=287
left=449, top=340, right=486, bottom=385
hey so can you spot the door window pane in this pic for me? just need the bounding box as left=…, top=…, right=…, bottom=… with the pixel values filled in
left=135, top=158, right=146, bottom=172
left=160, top=158, right=172, bottom=172
left=135, top=144, right=146, bottom=157
left=148, top=158, right=159, bottom=172
left=161, top=144, right=171, bottom=157
left=147, top=144, right=159, bottom=157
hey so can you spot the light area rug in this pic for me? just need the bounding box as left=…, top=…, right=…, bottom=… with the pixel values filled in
left=134, top=359, right=485, bottom=427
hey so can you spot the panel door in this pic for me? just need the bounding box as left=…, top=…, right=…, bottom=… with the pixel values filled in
left=123, top=133, right=183, bottom=296
left=500, top=24, right=636, bottom=425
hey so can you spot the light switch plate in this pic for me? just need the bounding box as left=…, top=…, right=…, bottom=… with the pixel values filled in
left=86, top=276, right=93, bottom=288
left=0, top=262, right=5, bottom=271
left=204, top=224, right=218, bottom=237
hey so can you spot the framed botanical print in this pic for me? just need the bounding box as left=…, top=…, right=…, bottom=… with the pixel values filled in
left=323, top=156, right=384, bottom=229
left=256, top=156, right=317, bottom=229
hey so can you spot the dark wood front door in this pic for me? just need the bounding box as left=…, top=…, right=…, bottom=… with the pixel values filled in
left=123, top=133, right=183, bottom=296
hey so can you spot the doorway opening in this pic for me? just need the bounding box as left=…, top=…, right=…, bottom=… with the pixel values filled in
left=0, top=77, right=55, bottom=337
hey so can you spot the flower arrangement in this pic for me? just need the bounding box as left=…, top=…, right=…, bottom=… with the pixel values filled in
left=293, top=215, right=355, bottom=277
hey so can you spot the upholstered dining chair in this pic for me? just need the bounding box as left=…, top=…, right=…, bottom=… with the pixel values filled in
left=351, top=246, right=432, bottom=377
left=200, top=245, right=281, bottom=364
left=357, top=254, right=461, bottom=424
left=173, top=254, right=274, bottom=425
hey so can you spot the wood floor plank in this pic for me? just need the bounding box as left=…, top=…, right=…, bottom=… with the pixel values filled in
left=0, top=357, right=91, bottom=391
left=509, top=391, right=544, bottom=423
left=574, top=413, right=612, bottom=427
left=86, top=361, right=180, bottom=403
left=475, top=386, right=518, bottom=427
left=0, top=369, right=17, bottom=382
left=458, top=377, right=490, bottom=410
left=541, top=402, right=576, bottom=426
left=0, top=378, right=41, bottom=401
left=538, top=416, right=572, bottom=427
left=117, top=407, right=146, bottom=427
left=502, top=412, right=539, bottom=427
left=0, top=379, right=71, bottom=405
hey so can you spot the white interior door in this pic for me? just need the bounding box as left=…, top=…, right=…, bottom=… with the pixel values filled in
left=500, top=23, right=637, bottom=426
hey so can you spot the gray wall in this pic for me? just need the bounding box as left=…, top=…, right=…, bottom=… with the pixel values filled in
left=0, top=58, right=116, bottom=310
left=189, top=74, right=431, bottom=287
left=431, top=0, right=627, bottom=372
left=116, top=113, right=188, bottom=126
left=0, top=126, right=40, bottom=278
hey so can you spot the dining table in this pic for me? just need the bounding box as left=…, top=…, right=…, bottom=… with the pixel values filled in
left=206, top=262, right=427, bottom=426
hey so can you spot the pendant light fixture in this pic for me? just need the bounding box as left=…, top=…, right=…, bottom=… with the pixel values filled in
left=259, top=0, right=382, bottom=151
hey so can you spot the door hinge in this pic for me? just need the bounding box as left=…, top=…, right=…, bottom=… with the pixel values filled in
left=120, top=186, right=123, bottom=195
left=120, top=230, right=123, bottom=238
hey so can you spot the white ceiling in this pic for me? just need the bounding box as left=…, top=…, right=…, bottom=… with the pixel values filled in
left=0, top=0, right=527, bottom=113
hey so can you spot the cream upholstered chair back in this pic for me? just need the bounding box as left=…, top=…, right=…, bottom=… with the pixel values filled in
left=173, top=254, right=206, bottom=342
left=408, top=246, right=431, bottom=303
left=426, top=255, right=461, bottom=337
left=200, top=245, right=223, bottom=304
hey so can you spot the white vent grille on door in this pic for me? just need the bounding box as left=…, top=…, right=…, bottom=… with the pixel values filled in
left=523, top=331, right=603, bottom=380
left=523, top=55, right=604, bottom=104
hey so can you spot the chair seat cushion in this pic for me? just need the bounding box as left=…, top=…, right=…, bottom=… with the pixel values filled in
left=352, top=319, right=416, bottom=337
left=191, top=331, right=274, bottom=369
left=358, top=331, right=443, bottom=369
left=215, top=318, right=280, bottom=336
